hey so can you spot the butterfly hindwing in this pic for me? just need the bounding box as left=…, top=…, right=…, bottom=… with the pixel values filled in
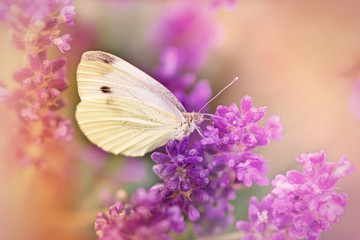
left=76, top=97, right=182, bottom=156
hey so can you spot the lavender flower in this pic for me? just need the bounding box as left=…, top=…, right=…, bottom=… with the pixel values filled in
left=148, top=96, right=283, bottom=237
left=95, top=188, right=186, bottom=240
left=149, top=0, right=223, bottom=70
left=190, top=96, right=282, bottom=236
left=236, top=151, right=354, bottom=240
left=2, top=0, right=75, bottom=165
left=202, top=95, right=283, bottom=187
left=151, top=136, right=209, bottom=221
left=236, top=194, right=280, bottom=240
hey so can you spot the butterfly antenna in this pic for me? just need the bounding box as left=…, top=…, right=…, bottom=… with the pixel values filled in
left=198, top=77, right=238, bottom=113
left=201, top=113, right=227, bottom=121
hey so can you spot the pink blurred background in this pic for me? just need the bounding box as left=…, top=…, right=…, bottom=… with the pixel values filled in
left=1, top=0, right=360, bottom=239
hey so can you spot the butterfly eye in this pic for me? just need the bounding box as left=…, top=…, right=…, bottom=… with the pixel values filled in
left=100, top=86, right=111, bottom=94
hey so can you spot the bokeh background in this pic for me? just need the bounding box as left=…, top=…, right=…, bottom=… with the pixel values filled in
left=1, top=0, right=360, bottom=239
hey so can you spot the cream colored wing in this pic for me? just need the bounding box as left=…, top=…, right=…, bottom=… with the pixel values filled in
left=77, top=51, right=186, bottom=121
left=76, top=97, right=184, bottom=156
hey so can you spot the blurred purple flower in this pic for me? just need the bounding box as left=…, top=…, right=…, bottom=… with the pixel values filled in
left=208, top=0, right=238, bottom=11
left=52, top=34, right=72, bottom=53
left=153, top=47, right=212, bottom=111
left=148, top=0, right=224, bottom=111
left=149, top=0, right=223, bottom=70
left=350, top=78, right=360, bottom=120
left=0, top=1, right=10, bottom=21
left=237, top=151, right=354, bottom=240
left=60, top=5, right=75, bottom=25
left=2, top=0, right=76, bottom=166
left=95, top=188, right=186, bottom=240
left=81, top=146, right=109, bottom=172
left=113, top=157, right=146, bottom=184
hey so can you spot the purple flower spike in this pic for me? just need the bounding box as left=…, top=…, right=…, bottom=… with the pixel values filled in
left=201, top=96, right=282, bottom=188
left=237, top=151, right=354, bottom=240
left=151, top=137, right=209, bottom=215
left=149, top=0, right=223, bottom=70
left=203, top=95, right=283, bottom=153
left=2, top=0, right=76, bottom=166
left=95, top=188, right=185, bottom=240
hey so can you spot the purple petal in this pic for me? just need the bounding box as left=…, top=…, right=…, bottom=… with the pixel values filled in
left=333, top=154, right=355, bottom=178
left=265, top=115, right=284, bottom=140
left=191, top=189, right=209, bottom=203
left=168, top=173, right=180, bottom=190
left=12, top=67, right=34, bottom=83
left=286, top=170, right=306, bottom=184
left=151, top=152, right=172, bottom=164
left=240, top=95, right=253, bottom=114
left=236, top=221, right=251, bottom=231
left=178, top=136, right=189, bottom=155
left=162, top=164, right=177, bottom=177
left=219, top=171, right=230, bottom=187
left=166, top=139, right=178, bottom=157
left=52, top=34, right=72, bottom=53
left=187, top=205, right=200, bottom=221
left=180, top=180, right=190, bottom=192
left=185, top=156, right=203, bottom=166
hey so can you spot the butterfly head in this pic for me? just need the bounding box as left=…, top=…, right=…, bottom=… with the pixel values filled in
left=180, top=112, right=203, bottom=136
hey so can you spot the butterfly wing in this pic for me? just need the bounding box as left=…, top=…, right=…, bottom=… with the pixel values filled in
left=76, top=51, right=187, bottom=156
left=76, top=97, right=182, bottom=156
left=77, top=51, right=186, bottom=120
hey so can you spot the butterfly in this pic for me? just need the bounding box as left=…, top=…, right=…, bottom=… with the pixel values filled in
left=75, top=51, right=204, bottom=157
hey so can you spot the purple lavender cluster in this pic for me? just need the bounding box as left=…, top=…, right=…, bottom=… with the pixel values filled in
left=95, top=188, right=186, bottom=240
left=152, top=137, right=208, bottom=199
left=1, top=0, right=75, bottom=165
left=152, top=137, right=209, bottom=222
left=236, top=151, right=354, bottom=240
left=151, top=95, right=283, bottom=236
left=202, top=95, right=283, bottom=187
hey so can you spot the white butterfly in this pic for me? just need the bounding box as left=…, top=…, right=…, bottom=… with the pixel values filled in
left=76, top=51, right=204, bottom=156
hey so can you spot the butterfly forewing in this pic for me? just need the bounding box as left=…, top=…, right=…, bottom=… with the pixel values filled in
left=77, top=51, right=186, bottom=121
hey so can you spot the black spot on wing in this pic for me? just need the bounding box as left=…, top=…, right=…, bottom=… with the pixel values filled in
left=101, top=86, right=111, bottom=93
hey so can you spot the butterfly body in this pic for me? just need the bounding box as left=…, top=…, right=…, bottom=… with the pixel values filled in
left=76, top=51, right=203, bottom=156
